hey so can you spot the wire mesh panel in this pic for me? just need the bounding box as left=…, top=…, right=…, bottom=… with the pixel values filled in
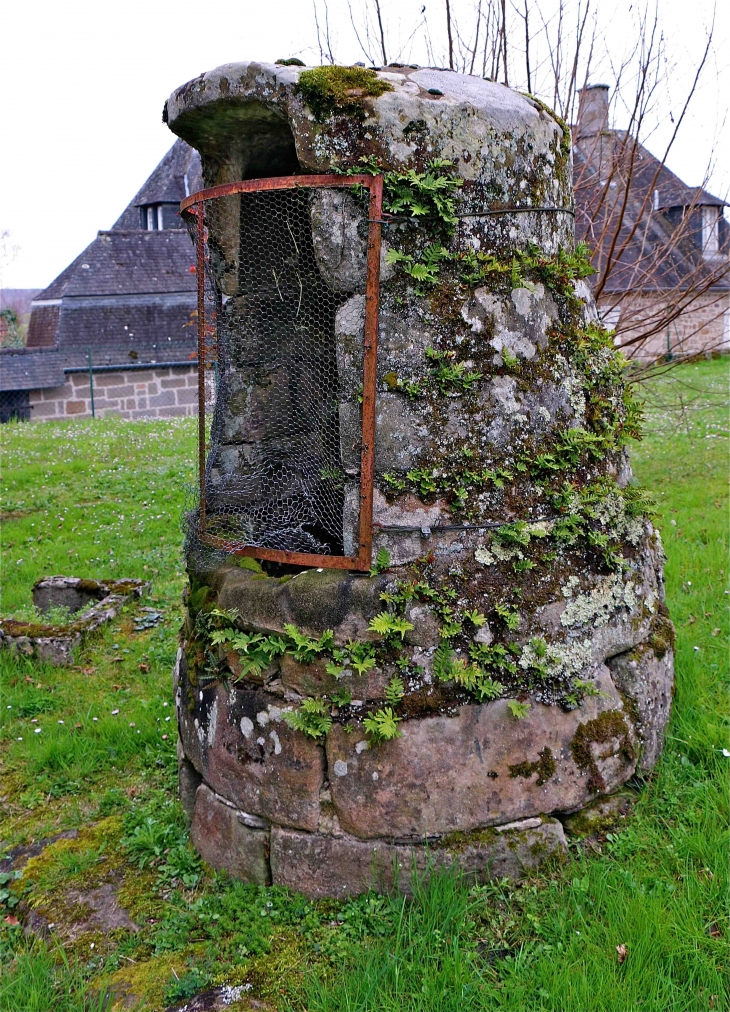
left=181, top=174, right=383, bottom=572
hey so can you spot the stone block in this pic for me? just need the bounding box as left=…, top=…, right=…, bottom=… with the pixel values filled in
left=31, top=400, right=59, bottom=417
left=561, top=790, right=637, bottom=837
left=65, top=400, right=86, bottom=414
left=92, top=372, right=125, bottom=387
left=269, top=817, right=567, bottom=899
left=327, top=667, right=637, bottom=839
left=149, top=390, right=176, bottom=407
left=607, top=630, right=674, bottom=771
left=178, top=751, right=203, bottom=827
left=175, top=669, right=326, bottom=830
left=105, top=385, right=136, bottom=399
left=214, top=566, right=388, bottom=645
left=191, top=784, right=271, bottom=885
left=176, top=387, right=198, bottom=405
left=280, top=654, right=389, bottom=701
left=161, top=376, right=187, bottom=389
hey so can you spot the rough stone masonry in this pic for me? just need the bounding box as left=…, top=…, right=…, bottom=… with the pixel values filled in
left=166, top=62, right=674, bottom=898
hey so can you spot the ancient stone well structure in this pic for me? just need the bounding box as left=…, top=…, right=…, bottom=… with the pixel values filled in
left=166, top=63, right=674, bottom=898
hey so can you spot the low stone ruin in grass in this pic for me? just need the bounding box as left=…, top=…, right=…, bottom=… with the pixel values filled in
left=167, top=62, right=674, bottom=898
left=0, top=576, right=148, bottom=665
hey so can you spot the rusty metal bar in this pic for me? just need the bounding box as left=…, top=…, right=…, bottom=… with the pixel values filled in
left=181, top=174, right=376, bottom=214
left=356, top=175, right=383, bottom=571
left=196, top=202, right=206, bottom=534
left=182, top=174, right=382, bottom=573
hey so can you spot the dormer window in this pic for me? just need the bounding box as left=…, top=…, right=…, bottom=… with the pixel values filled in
left=145, top=204, right=164, bottom=231
left=701, top=206, right=721, bottom=259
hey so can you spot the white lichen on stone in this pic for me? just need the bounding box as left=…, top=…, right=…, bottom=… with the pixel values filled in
left=207, top=698, right=218, bottom=747
left=554, top=354, right=586, bottom=421
left=475, top=546, right=496, bottom=565
left=591, top=491, right=645, bottom=545
left=561, top=575, right=581, bottom=598
left=560, top=573, right=638, bottom=629
left=520, top=638, right=594, bottom=678
left=333, top=759, right=348, bottom=777
left=269, top=729, right=282, bottom=755
left=240, top=716, right=254, bottom=738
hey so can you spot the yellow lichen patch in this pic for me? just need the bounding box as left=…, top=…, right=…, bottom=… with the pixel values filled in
left=22, top=817, right=126, bottom=899
left=106, top=950, right=205, bottom=1012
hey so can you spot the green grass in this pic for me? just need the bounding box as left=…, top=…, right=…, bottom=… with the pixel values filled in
left=0, top=360, right=728, bottom=1011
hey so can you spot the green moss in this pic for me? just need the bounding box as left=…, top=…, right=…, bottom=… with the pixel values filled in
left=508, top=747, right=556, bottom=786
left=649, top=611, right=676, bottom=659
left=297, top=66, right=393, bottom=121
left=21, top=818, right=125, bottom=897
left=570, top=710, right=636, bottom=794
left=440, top=826, right=499, bottom=854
left=107, top=950, right=205, bottom=1012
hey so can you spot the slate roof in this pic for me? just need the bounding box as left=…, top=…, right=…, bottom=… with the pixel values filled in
left=54, top=292, right=198, bottom=369
left=574, top=133, right=729, bottom=294
left=113, top=140, right=203, bottom=229
left=36, top=230, right=198, bottom=300
left=0, top=349, right=65, bottom=391
left=21, top=141, right=203, bottom=379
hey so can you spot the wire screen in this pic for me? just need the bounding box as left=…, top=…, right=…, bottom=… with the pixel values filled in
left=181, top=175, right=382, bottom=571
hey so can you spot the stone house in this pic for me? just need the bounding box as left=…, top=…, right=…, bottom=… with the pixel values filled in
left=0, top=141, right=202, bottom=422
left=574, top=85, right=729, bottom=360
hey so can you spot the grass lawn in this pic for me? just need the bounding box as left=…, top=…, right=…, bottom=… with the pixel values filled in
left=0, top=358, right=727, bottom=1011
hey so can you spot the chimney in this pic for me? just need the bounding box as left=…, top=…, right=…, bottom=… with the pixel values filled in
left=577, top=84, right=609, bottom=137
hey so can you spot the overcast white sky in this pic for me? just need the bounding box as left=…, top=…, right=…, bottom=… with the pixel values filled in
left=1, top=0, right=727, bottom=290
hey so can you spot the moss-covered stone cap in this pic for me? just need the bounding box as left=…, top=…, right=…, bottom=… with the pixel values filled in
left=164, top=62, right=567, bottom=181
left=207, top=564, right=388, bottom=644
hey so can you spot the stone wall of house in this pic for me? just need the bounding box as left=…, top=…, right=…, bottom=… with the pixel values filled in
left=28, top=365, right=199, bottom=421
left=604, top=290, right=730, bottom=361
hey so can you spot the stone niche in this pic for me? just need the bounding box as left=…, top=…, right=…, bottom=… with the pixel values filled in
left=166, top=63, right=674, bottom=898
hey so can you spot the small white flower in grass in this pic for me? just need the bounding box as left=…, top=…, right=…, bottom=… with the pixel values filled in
left=34, top=728, right=41, bottom=733
left=693, top=646, right=700, bottom=652
left=58, top=720, right=64, bottom=724
left=111, top=709, right=119, bottom=715
left=129, top=722, right=135, bottom=727
left=722, top=749, right=730, bottom=758
left=17, top=737, right=22, bottom=741
left=93, top=717, right=98, bottom=722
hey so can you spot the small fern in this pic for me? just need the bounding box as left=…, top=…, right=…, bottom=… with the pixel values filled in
left=507, top=700, right=531, bottom=720
left=370, top=547, right=391, bottom=576
left=494, top=603, right=521, bottom=631
left=330, top=686, right=353, bottom=708
left=384, top=676, right=405, bottom=706
left=283, top=698, right=332, bottom=738
left=363, top=707, right=402, bottom=743
left=368, top=613, right=414, bottom=640
left=283, top=624, right=334, bottom=664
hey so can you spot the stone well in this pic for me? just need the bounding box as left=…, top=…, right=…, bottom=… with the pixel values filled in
left=166, top=63, right=674, bottom=898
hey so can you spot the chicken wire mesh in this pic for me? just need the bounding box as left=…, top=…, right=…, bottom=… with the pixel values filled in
left=181, top=175, right=382, bottom=571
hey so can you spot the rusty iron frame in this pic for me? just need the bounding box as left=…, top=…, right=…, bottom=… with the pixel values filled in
left=181, top=174, right=383, bottom=572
